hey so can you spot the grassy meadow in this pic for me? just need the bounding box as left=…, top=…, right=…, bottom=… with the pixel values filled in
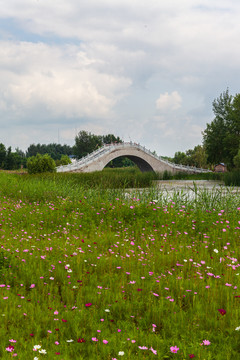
left=0, top=170, right=240, bottom=359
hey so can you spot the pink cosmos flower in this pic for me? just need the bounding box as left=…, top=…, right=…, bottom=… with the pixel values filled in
left=103, top=340, right=108, bottom=344
left=201, top=339, right=211, bottom=346
left=170, top=346, right=179, bottom=353
left=150, top=347, right=157, bottom=355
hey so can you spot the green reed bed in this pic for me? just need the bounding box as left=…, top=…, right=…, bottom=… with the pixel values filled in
left=0, top=172, right=240, bottom=359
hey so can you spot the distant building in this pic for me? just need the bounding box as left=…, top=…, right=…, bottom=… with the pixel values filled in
left=214, top=163, right=227, bottom=173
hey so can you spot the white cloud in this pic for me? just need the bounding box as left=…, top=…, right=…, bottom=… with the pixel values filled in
left=0, top=41, right=131, bottom=120
left=1, top=0, right=240, bottom=154
left=156, top=91, right=182, bottom=112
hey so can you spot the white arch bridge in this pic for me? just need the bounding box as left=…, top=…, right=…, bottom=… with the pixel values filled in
left=56, top=142, right=211, bottom=174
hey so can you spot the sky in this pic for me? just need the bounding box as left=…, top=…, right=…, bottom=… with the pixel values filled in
left=0, top=0, right=240, bottom=157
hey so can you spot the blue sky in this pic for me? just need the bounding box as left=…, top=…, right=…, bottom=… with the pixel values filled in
left=0, top=0, right=240, bottom=156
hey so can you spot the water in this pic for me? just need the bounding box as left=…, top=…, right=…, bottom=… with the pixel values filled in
left=126, top=180, right=240, bottom=203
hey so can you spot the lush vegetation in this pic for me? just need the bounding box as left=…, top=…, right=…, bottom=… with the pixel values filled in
left=203, top=89, right=240, bottom=168
left=27, top=154, right=57, bottom=175
left=171, top=145, right=208, bottom=169
left=0, top=144, right=25, bottom=170
left=26, top=144, right=73, bottom=161
left=0, top=171, right=240, bottom=359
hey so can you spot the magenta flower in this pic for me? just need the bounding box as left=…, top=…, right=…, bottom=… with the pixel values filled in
left=217, top=308, right=226, bottom=316
left=189, top=355, right=195, bottom=358
left=85, top=303, right=92, bottom=307
left=6, top=345, right=14, bottom=352
left=170, top=346, right=179, bottom=353
left=77, top=338, right=86, bottom=343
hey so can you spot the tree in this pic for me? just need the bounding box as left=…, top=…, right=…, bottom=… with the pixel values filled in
left=172, top=146, right=208, bottom=168
left=55, top=155, right=72, bottom=167
left=73, top=131, right=102, bottom=159
left=26, top=143, right=73, bottom=160
left=233, top=148, right=240, bottom=168
left=224, top=93, right=240, bottom=162
left=202, top=89, right=240, bottom=166
left=172, top=151, right=188, bottom=165
left=4, top=147, right=15, bottom=170
left=0, top=143, right=6, bottom=168
left=191, top=145, right=208, bottom=168
left=102, top=134, right=122, bottom=144
left=26, top=144, right=42, bottom=158
left=15, top=147, right=27, bottom=168
left=27, top=153, right=56, bottom=174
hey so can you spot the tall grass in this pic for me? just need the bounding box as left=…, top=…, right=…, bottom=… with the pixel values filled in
left=224, top=169, right=240, bottom=186
left=0, top=172, right=240, bottom=359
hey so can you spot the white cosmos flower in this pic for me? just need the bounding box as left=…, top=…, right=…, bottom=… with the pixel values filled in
left=33, top=345, right=41, bottom=350
left=118, top=351, right=125, bottom=356
left=39, top=349, right=47, bottom=354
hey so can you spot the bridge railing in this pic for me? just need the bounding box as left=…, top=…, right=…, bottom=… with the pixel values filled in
left=56, top=142, right=211, bottom=173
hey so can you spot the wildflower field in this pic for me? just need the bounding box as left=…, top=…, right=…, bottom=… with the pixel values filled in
left=0, top=171, right=240, bottom=359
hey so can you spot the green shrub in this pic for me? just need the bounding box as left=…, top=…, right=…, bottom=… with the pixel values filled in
left=55, top=155, right=72, bottom=167
left=27, top=153, right=56, bottom=174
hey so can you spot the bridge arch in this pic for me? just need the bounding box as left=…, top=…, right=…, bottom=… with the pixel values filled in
left=96, top=147, right=159, bottom=172
left=105, top=155, right=154, bottom=172
left=56, top=142, right=211, bottom=174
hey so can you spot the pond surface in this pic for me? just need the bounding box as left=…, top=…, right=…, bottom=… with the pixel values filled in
left=152, top=180, right=225, bottom=191
left=127, top=180, right=240, bottom=202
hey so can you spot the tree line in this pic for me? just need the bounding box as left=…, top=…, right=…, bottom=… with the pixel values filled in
left=1, top=90, right=240, bottom=171
left=0, top=131, right=133, bottom=170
